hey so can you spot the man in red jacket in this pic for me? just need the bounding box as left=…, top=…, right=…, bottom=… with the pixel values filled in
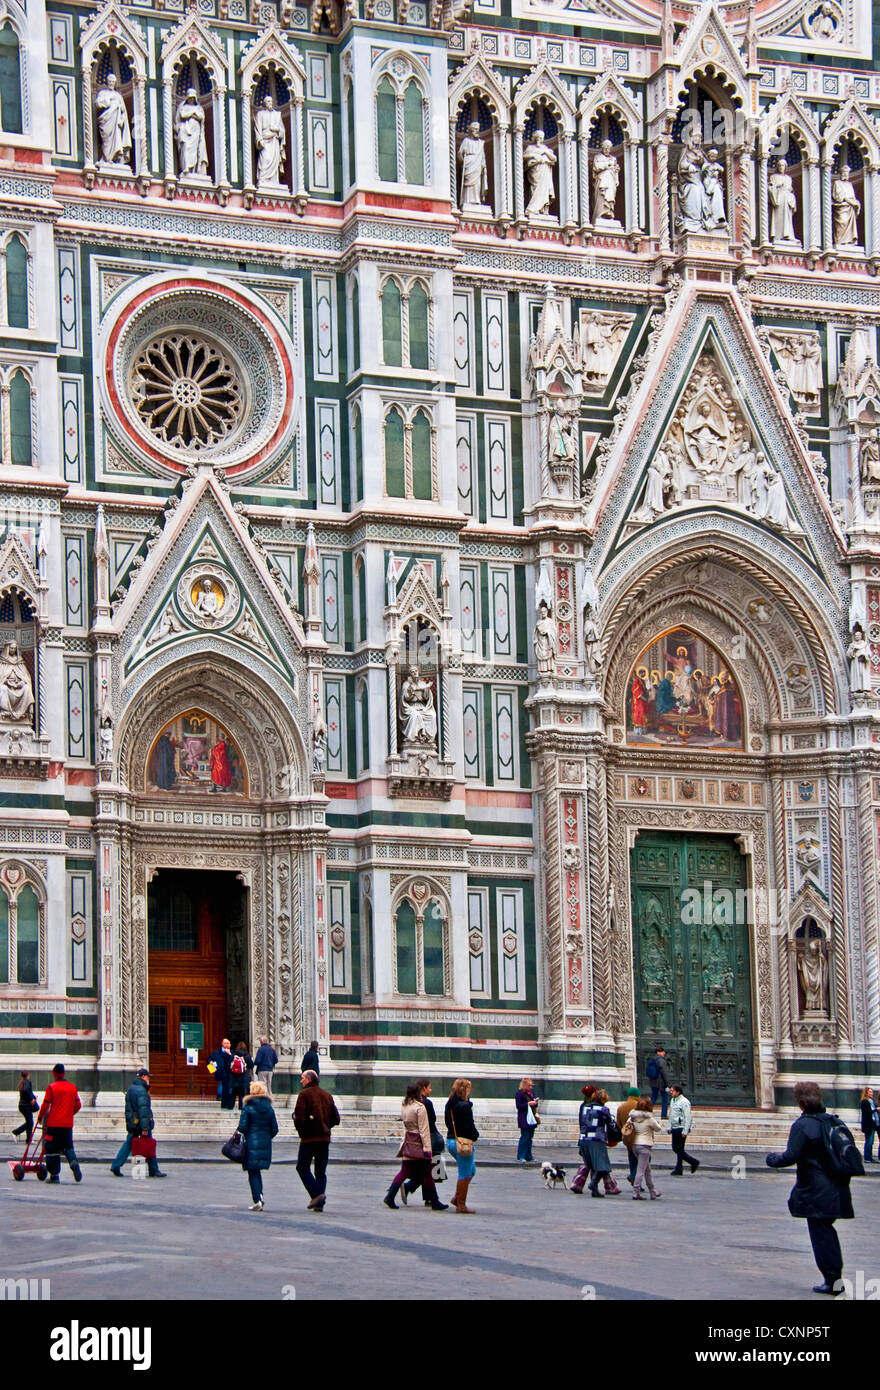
left=37, top=1063, right=83, bottom=1183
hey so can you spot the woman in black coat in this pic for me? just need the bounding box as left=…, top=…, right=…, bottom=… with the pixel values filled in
left=12, top=1070, right=37, bottom=1142
left=766, top=1080, right=854, bottom=1295
left=859, top=1086, right=878, bottom=1163
left=237, top=1081, right=278, bottom=1211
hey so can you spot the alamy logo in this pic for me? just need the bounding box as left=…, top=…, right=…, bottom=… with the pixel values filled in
left=49, top=1321, right=152, bottom=1371
left=0, top=1277, right=50, bottom=1300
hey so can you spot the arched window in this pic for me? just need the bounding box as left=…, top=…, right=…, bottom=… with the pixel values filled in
left=362, top=896, right=374, bottom=995
left=4, top=234, right=27, bottom=329
left=345, top=78, right=356, bottom=186
left=356, top=677, right=369, bottom=772
left=395, top=898, right=417, bottom=994
left=393, top=891, right=448, bottom=996
left=355, top=554, right=367, bottom=642
left=0, top=22, right=22, bottom=135
left=375, top=65, right=428, bottom=186
left=381, top=279, right=403, bottom=367
left=376, top=76, right=397, bottom=182
left=351, top=405, right=363, bottom=502
left=8, top=368, right=32, bottom=467
left=411, top=409, right=432, bottom=500
left=403, top=80, right=424, bottom=185
left=16, top=884, right=39, bottom=984
left=408, top=282, right=429, bottom=370
left=351, top=279, right=360, bottom=372
left=384, top=407, right=406, bottom=498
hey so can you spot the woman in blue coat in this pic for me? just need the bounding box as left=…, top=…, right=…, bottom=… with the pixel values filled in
left=237, top=1081, right=278, bottom=1212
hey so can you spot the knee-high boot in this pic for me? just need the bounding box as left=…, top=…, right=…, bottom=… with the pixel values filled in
left=453, top=1178, right=475, bottom=1213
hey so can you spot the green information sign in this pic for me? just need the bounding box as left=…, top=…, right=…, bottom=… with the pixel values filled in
left=180, top=1022, right=204, bottom=1050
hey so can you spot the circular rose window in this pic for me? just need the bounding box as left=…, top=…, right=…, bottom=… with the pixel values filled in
left=104, top=278, right=294, bottom=475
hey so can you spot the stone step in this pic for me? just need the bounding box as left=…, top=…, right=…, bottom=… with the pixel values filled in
left=1, top=1105, right=801, bottom=1148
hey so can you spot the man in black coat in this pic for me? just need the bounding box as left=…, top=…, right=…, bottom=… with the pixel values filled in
left=209, top=1038, right=235, bottom=1109
left=300, top=1041, right=320, bottom=1076
left=766, top=1080, right=854, bottom=1295
left=110, top=1069, right=166, bottom=1178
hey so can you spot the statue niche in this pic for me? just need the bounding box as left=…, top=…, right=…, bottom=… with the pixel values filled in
left=794, top=917, right=830, bottom=1018
left=0, top=593, right=36, bottom=732
left=385, top=558, right=455, bottom=800
left=456, top=97, right=493, bottom=218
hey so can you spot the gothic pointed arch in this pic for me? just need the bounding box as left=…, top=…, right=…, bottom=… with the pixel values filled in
left=160, top=13, right=229, bottom=196
left=239, top=24, right=307, bottom=206
left=80, top=0, right=149, bottom=187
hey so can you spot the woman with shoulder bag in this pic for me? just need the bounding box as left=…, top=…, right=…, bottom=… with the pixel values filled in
left=236, top=1080, right=278, bottom=1211
left=445, top=1078, right=480, bottom=1214
left=628, top=1097, right=663, bottom=1200
left=384, top=1083, right=448, bottom=1211
left=515, top=1077, right=540, bottom=1165
left=577, top=1087, right=620, bottom=1198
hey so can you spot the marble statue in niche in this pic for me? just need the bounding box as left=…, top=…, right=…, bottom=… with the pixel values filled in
left=96, top=72, right=132, bottom=168
left=524, top=129, right=557, bottom=217
left=768, top=158, right=798, bottom=244
left=797, top=935, right=829, bottom=1014
left=591, top=138, right=620, bottom=224
left=458, top=121, right=490, bottom=213
left=399, top=668, right=438, bottom=748
left=254, top=95, right=286, bottom=188
left=534, top=599, right=558, bottom=678
left=175, top=86, right=209, bottom=178
left=832, top=163, right=860, bottom=248
left=0, top=641, right=35, bottom=727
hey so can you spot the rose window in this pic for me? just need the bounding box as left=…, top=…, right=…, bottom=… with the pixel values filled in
left=105, top=278, right=295, bottom=475
left=132, top=335, right=244, bottom=452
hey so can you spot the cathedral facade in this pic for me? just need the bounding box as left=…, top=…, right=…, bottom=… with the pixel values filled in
left=1, top=0, right=879, bottom=1109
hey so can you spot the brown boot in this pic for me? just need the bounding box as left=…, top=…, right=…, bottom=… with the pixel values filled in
left=454, top=1178, right=475, bottom=1214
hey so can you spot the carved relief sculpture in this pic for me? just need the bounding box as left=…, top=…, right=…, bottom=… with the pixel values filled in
left=701, top=148, right=727, bottom=229
left=808, top=2, right=840, bottom=40
left=764, top=332, right=822, bottom=410
left=254, top=95, right=286, bottom=188
left=579, top=310, right=630, bottom=387
left=534, top=599, right=558, bottom=679
left=832, top=163, right=860, bottom=248
left=96, top=73, right=132, bottom=168
left=524, top=129, right=557, bottom=217
left=847, top=622, right=872, bottom=693
left=591, top=138, right=620, bottom=224
left=399, top=667, right=438, bottom=748
left=458, top=120, right=490, bottom=213
left=768, top=158, right=798, bottom=244
left=175, top=87, right=209, bottom=178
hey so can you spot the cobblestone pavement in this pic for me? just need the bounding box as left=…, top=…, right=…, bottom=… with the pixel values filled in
left=2, top=1143, right=878, bottom=1301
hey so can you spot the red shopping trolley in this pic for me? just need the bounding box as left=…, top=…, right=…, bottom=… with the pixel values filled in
left=8, top=1123, right=48, bottom=1181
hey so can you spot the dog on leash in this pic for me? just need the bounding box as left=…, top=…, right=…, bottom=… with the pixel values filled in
left=541, top=1161, right=567, bottom=1190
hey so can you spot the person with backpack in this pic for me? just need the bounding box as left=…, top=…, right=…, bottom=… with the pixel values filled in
left=12, top=1070, right=38, bottom=1143
left=668, top=1083, right=700, bottom=1175
left=859, top=1085, right=878, bottom=1162
left=646, top=1047, right=670, bottom=1119
left=229, top=1042, right=254, bottom=1111
left=766, top=1080, right=861, bottom=1295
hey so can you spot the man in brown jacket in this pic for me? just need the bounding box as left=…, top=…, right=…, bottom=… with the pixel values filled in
left=617, top=1086, right=643, bottom=1188
left=293, top=1069, right=340, bottom=1211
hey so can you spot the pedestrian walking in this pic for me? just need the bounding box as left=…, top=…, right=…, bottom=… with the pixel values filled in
left=766, top=1080, right=858, bottom=1295
left=577, top=1086, right=619, bottom=1198
left=859, top=1086, right=878, bottom=1162
left=384, top=1082, right=448, bottom=1211
left=293, top=1068, right=339, bottom=1211
left=237, top=1080, right=278, bottom=1211
left=110, top=1068, right=167, bottom=1178
left=300, top=1040, right=320, bottom=1076
left=230, top=1041, right=254, bottom=1111
left=208, top=1038, right=235, bottom=1110
left=616, top=1086, right=642, bottom=1187
left=445, top=1078, right=479, bottom=1214
left=627, top=1097, right=663, bottom=1200
left=254, top=1036, right=278, bottom=1095
left=515, top=1076, right=540, bottom=1164
left=668, top=1083, right=700, bottom=1175
left=402, top=1079, right=446, bottom=1205
left=37, top=1063, right=82, bottom=1184
left=12, top=1070, right=38, bottom=1142
left=646, top=1046, right=670, bottom=1119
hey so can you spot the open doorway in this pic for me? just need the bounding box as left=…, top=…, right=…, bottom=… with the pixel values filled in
left=147, top=868, right=248, bottom=1096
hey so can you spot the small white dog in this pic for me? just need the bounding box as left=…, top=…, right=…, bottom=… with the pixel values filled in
left=541, top=1161, right=567, bottom=1190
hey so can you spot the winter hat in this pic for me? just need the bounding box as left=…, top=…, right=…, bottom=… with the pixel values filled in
left=52, top=1063, right=65, bottom=1075
left=136, top=1067, right=150, bottom=1077
left=581, top=1084, right=596, bottom=1097
left=626, top=1086, right=640, bottom=1097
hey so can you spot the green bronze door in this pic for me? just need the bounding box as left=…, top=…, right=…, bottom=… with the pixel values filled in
left=630, top=832, right=755, bottom=1106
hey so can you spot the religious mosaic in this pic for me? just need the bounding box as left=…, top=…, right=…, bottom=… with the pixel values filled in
left=626, top=629, right=744, bottom=748
left=146, top=709, right=247, bottom=795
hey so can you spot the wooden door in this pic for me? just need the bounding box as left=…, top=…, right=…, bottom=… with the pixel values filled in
left=147, top=870, right=236, bottom=1096
left=630, top=832, right=755, bottom=1106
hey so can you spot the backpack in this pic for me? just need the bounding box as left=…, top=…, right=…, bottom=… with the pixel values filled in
left=231, top=1055, right=246, bottom=1076
left=646, top=1056, right=660, bottom=1081
left=818, top=1113, right=864, bottom=1179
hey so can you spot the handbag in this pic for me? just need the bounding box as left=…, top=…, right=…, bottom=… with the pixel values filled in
left=398, top=1129, right=427, bottom=1160
left=605, top=1119, right=622, bottom=1147
left=130, top=1134, right=157, bottom=1159
left=221, top=1129, right=248, bottom=1164
left=451, top=1108, right=473, bottom=1159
